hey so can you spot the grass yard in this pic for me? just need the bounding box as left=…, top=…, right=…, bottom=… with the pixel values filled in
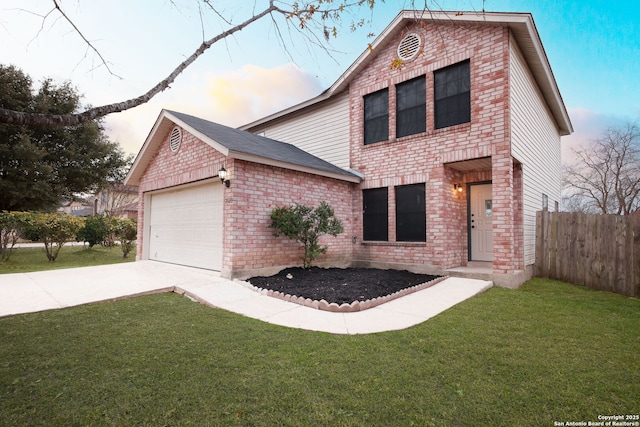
left=1, top=278, right=638, bottom=426
left=0, top=245, right=134, bottom=274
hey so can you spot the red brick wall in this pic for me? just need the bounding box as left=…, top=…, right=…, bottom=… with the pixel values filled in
left=348, top=21, right=517, bottom=270
left=225, top=160, right=354, bottom=275
left=135, top=20, right=525, bottom=277
left=136, top=126, right=227, bottom=260
left=136, top=126, right=354, bottom=276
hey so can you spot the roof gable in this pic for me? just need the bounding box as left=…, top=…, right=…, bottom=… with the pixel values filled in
left=241, top=10, right=572, bottom=136
left=125, top=110, right=360, bottom=186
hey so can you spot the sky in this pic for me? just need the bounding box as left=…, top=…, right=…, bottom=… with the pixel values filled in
left=1, top=0, right=639, bottom=160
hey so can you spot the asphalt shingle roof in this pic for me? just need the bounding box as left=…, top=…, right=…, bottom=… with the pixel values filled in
left=167, top=110, right=357, bottom=179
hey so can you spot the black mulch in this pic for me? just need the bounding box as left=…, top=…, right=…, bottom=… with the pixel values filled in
left=248, top=267, right=441, bottom=305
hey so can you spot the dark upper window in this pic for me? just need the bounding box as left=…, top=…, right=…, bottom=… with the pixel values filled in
left=396, top=76, right=426, bottom=138
left=395, top=184, right=426, bottom=242
left=434, top=60, right=471, bottom=129
left=364, top=89, right=389, bottom=145
left=363, top=188, right=388, bottom=241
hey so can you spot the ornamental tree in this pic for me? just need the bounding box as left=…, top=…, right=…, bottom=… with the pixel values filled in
left=270, top=201, right=344, bottom=269
left=0, top=211, right=30, bottom=261
left=112, top=218, right=137, bottom=259
left=20, top=212, right=83, bottom=261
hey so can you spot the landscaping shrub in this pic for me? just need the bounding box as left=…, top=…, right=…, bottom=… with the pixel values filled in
left=0, top=211, right=30, bottom=261
left=112, top=217, right=137, bottom=258
left=77, top=214, right=110, bottom=248
left=20, top=212, right=83, bottom=261
left=270, top=201, right=343, bottom=269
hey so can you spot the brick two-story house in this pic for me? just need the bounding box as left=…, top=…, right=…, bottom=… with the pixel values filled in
left=125, top=10, right=572, bottom=287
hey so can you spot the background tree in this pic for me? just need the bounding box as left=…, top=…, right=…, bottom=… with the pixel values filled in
left=0, top=0, right=382, bottom=127
left=94, top=185, right=139, bottom=218
left=563, top=122, right=640, bottom=215
left=0, top=64, right=133, bottom=211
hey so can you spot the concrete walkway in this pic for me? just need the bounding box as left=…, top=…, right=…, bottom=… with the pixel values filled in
left=0, top=261, right=492, bottom=334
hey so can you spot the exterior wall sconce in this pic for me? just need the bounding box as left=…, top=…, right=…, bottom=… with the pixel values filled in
left=219, top=167, right=230, bottom=187
left=454, top=183, right=463, bottom=193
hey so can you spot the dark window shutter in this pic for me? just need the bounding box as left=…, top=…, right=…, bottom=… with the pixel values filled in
left=364, top=89, right=389, bottom=145
left=434, top=61, right=471, bottom=129
left=396, top=76, right=426, bottom=138
left=395, top=184, right=426, bottom=242
left=363, top=188, right=388, bottom=241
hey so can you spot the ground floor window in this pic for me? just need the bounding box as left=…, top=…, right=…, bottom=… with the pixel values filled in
left=363, top=184, right=426, bottom=242
left=363, top=187, right=388, bottom=241
left=395, top=183, right=426, bottom=242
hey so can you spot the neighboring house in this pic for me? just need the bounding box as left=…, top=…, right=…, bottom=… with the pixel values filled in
left=125, top=11, right=572, bottom=287
left=58, top=200, right=93, bottom=217
left=94, top=184, right=139, bottom=219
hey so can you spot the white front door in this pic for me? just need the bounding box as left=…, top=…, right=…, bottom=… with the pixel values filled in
left=470, top=184, right=493, bottom=261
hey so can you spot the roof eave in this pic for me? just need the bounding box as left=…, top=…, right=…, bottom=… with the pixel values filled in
left=502, top=14, right=573, bottom=135
left=125, top=109, right=361, bottom=187
left=125, top=110, right=231, bottom=187
left=241, top=10, right=572, bottom=136
left=228, top=150, right=361, bottom=183
left=125, top=109, right=173, bottom=186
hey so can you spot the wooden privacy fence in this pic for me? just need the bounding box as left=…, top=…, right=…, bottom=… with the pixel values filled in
left=536, top=211, right=640, bottom=297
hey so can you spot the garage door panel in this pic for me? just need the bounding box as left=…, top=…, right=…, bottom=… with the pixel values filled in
left=149, top=183, right=223, bottom=270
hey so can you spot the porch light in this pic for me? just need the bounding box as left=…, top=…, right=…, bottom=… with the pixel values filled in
left=454, top=183, right=463, bottom=193
left=219, top=167, right=230, bottom=187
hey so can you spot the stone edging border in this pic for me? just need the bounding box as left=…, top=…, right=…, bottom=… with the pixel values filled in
left=241, top=275, right=448, bottom=312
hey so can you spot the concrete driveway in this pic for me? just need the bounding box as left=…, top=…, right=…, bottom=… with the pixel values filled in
left=0, top=261, right=492, bottom=334
left=0, top=261, right=221, bottom=317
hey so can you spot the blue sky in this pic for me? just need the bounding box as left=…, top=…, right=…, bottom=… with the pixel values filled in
left=1, top=0, right=638, bottom=157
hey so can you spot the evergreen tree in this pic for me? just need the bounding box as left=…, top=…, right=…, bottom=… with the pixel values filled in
left=0, top=64, right=132, bottom=211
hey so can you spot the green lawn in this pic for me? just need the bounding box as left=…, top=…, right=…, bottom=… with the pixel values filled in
left=0, top=244, right=134, bottom=274
left=1, top=278, right=637, bottom=426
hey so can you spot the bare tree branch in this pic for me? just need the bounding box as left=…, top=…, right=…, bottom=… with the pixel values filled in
left=0, top=0, right=380, bottom=127
left=51, top=0, right=121, bottom=79
left=563, top=122, right=640, bottom=214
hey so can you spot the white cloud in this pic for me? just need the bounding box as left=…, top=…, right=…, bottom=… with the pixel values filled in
left=104, top=63, right=323, bottom=155
left=204, top=63, right=323, bottom=127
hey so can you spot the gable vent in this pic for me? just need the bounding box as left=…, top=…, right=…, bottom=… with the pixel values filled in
left=397, top=33, right=421, bottom=61
left=169, top=127, right=182, bottom=153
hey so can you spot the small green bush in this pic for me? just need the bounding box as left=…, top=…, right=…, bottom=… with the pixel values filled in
left=0, top=211, right=31, bottom=261
left=20, top=212, right=83, bottom=261
left=270, top=201, right=343, bottom=269
left=112, top=218, right=137, bottom=258
left=77, top=215, right=110, bottom=248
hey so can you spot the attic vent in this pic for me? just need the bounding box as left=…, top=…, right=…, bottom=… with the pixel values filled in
left=169, top=127, right=182, bottom=153
left=397, top=33, right=421, bottom=61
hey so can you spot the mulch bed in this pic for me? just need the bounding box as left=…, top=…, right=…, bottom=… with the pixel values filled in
left=247, top=267, right=443, bottom=308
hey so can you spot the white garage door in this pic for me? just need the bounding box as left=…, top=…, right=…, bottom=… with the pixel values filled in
left=148, top=182, right=223, bottom=270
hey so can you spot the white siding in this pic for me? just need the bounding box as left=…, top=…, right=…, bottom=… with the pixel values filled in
left=250, top=92, right=350, bottom=169
left=509, top=37, right=562, bottom=266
